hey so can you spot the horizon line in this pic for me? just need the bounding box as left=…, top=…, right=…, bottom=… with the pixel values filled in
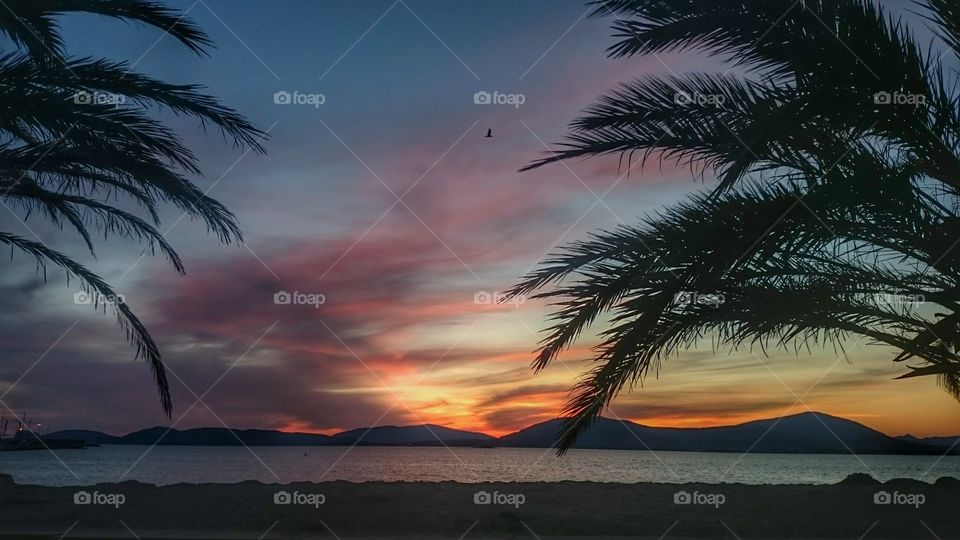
left=45, top=410, right=957, bottom=440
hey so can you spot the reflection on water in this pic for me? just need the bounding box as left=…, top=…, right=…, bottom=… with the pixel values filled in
left=1, top=445, right=958, bottom=486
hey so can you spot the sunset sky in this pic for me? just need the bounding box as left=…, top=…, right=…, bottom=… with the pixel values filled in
left=1, top=0, right=959, bottom=439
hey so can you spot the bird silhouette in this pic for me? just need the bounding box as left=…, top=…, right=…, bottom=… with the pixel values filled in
left=485, top=129, right=492, bottom=138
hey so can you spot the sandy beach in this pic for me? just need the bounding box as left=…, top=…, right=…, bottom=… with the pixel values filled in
left=0, top=473, right=957, bottom=538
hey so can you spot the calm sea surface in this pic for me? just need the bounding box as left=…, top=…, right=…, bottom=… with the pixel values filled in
left=1, top=446, right=958, bottom=486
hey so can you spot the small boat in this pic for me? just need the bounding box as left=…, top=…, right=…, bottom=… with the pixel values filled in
left=0, top=413, right=85, bottom=451
left=0, top=436, right=85, bottom=451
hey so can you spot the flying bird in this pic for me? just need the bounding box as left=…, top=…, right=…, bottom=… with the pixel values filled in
left=485, top=129, right=492, bottom=138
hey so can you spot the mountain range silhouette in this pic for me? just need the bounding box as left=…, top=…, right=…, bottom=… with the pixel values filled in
left=47, top=412, right=958, bottom=454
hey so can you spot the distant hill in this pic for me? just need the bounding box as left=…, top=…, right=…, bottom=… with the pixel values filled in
left=47, top=425, right=490, bottom=447
left=498, top=412, right=951, bottom=454
left=897, top=434, right=960, bottom=449
left=41, top=430, right=120, bottom=445
left=328, top=424, right=494, bottom=446
left=47, top=412, right=957, bottom=454
left=48, top=427, right=330, bottom=446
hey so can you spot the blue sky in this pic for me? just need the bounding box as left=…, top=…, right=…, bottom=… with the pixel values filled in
left=1, top=0, right=958, bottom=438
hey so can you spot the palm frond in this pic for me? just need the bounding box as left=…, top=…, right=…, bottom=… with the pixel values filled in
left=0, top=0, right=265, bottom=415
left=3, top=177, right=184, bottom=271
left=0, top=232, right=171, bottom=414
left=0, top=0, right=211, bottom=59
left=520, top=156, right=960, bottom=451
left=922, top=0, right=960, bottom=59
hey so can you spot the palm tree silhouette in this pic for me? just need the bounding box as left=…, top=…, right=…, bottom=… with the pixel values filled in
left=0, top=1, right=265, bottom=415
left=510, top=0, right=960, bottom=451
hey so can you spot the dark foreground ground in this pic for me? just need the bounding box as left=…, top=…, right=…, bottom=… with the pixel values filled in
left=0, top=473, right=957, bottom=539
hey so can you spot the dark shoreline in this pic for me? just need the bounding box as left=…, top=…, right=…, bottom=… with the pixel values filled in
left=2, top=474, right=958, bottom=539
left=41, top=411, right=960, bottom=456
left=80, top=442, right=960, bottom=453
